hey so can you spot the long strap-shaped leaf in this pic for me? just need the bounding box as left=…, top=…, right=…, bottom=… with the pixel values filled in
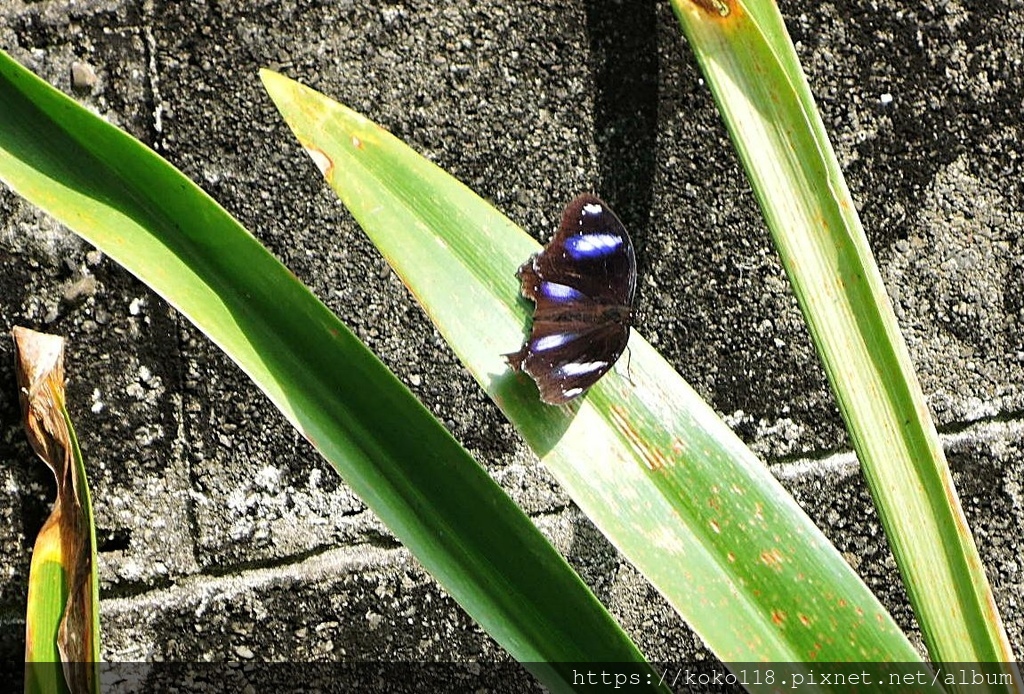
left=0, top=50, right=661, bottom=692
left=668, top=0, right=1020, bottom=688
left=261, top=70, right=936, bottom=678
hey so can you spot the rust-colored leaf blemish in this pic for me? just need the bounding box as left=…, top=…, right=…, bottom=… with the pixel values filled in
left=14, top=327, right=97, bottom=693
left=771, top=609, right=786, bottom=626
left=798, top=613, right=812, bottom=627
left=759, top=547, right=785, bottom=570
left=302, top=144, right=335, bottom=181
left=352, top=135, right=364, bottom=149
left=688, top=0, right=732, bottom=18
left=608, top=405, right=670, bottom=472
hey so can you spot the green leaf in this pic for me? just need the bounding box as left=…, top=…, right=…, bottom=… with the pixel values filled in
left=262, top=69, right=935, bottom=678
left=0, top=49, right=659, bottom=692
left=667, top=0, right=1020, bottom=687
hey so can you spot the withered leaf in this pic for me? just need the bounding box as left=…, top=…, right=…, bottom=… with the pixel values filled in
left=14, top=326, right=98, bottom=694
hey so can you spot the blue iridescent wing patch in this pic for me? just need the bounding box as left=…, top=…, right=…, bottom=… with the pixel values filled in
left=505, top=194, right=637, bottom=405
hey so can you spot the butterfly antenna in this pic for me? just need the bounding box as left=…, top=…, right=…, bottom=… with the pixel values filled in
left=619, top=343, right=637, bottom=388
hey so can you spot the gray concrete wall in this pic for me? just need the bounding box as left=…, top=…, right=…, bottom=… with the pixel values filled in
left=0, top=0, right=1021, bottom=678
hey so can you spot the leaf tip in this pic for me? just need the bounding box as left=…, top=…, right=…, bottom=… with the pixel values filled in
left=258, top=67, right=281, bottom=87
left=259, top=68, right=299, bottom=104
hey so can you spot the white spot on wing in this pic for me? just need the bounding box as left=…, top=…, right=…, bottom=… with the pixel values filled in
left=582, top=202, right=603, bottom=215
left=541, top=282, right=583, bottom=301
left=558, top=360, right=609, bottom=377
left=562, top=387, right=585, bottom=399
left=532, top=333, right=576, bottom=351
left=565, top=233, right=623, bottom=258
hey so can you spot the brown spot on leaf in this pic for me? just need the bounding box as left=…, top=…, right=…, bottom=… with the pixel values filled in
left=609, top=405, right=671, bottom=471
left=759, top=547, right=785, bottom=570
left=689, top=0, right=732, bottom=18
left=302, top=144, right=334, bottom=181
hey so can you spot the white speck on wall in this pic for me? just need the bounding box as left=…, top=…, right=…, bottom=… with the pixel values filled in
left=723, top=409, right=747, bottom=428
left=91, top=387, right=104, bottom=413
left=964, top=396, right=998, bottom=421
left=880, top=92, right=894, bottom=105
left=254, top=465, right=282, bottom=492
left=225, top=488, right=251, bottom=513
left=129, top=297, right=144, bottom=315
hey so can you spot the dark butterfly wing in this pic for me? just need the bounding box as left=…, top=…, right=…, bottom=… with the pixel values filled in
left=505, top=194, right=637, bottom=405
left=533, top=193, right=636, bottom=306
left=508, top=318, right=630, bottom=404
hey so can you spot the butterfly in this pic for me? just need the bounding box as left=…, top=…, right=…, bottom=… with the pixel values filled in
left=505, top=193, right=637, bottom=405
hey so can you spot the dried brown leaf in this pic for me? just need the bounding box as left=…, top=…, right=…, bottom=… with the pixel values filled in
left=14, top=326, right=96, bottom=694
